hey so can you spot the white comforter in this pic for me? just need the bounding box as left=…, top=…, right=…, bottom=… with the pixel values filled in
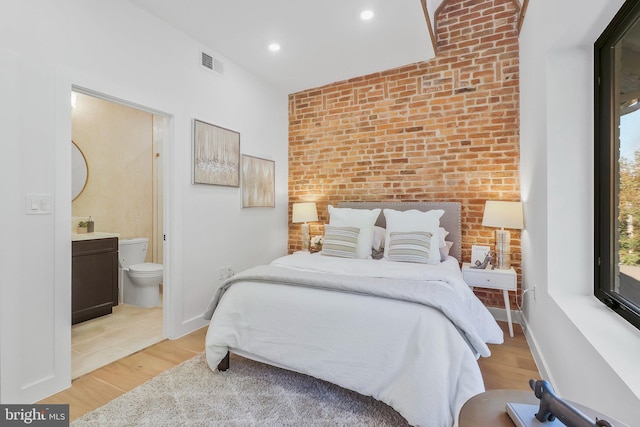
left=204, top=254, right=503, bottom=426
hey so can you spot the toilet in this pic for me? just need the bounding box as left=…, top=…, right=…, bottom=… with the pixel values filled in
left=118, top=238, right=163, bottom=308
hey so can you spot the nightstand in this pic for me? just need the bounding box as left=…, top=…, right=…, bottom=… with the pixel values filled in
left=462, top=263, right=517, bottom=337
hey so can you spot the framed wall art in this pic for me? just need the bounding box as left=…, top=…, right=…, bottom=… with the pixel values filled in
left=241, top=154, right=275, bottom=208
left=471, top=245, right=491, bottom=266
left=193, top=119, right=240, bottom=187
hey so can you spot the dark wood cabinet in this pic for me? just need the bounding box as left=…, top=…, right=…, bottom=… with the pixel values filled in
left=72, top=237, right=118, bottom=324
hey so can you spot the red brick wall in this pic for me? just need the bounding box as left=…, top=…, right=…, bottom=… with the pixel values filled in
left=288, top=0, right=521, bottom=308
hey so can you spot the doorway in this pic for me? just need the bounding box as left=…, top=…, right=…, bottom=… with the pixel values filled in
left=70, top=88, right=170, bottom=379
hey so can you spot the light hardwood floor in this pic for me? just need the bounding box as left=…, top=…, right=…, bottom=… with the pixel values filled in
left=72, top=303, right=163, bottom=379
left=39, top=321, right=539, bottom=422
left=479, top=321, right=540, bottom=390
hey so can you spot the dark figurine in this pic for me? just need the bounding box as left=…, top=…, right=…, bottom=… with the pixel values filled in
left=471, top=252, right=494, bottom=269
left=529, top=379, right=612, bottom=427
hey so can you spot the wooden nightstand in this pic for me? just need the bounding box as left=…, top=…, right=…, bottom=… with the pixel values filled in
left=462, top=263, right=517, bottom=337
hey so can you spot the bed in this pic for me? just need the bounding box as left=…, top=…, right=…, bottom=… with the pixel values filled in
left=203, top=202, right=503, bottom=427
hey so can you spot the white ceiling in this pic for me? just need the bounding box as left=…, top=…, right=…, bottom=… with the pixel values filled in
left=129, top=0, right=437, bottom=94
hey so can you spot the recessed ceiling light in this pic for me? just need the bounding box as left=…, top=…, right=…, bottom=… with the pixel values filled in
left=268, top=43, right=281, bottom=52
left=360, top=10, right=374, bottom=20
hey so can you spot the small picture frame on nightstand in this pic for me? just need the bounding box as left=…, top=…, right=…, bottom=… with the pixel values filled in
left=471, top=245, right=491, bottom=267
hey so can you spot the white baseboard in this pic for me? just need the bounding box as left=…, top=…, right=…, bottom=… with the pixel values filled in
left=165, top=314, right=208, bottom=340
left=487, top=305, right=523, bottom=325
left=519, top=312, right=553, bottom=384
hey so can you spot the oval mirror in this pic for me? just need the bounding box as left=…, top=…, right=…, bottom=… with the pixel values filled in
left=72, top=141, right=88, bottom=201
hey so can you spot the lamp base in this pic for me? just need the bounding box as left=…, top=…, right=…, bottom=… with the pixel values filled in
left=495, top=229, right=512, bottom=269
left=301, top=223, right=310, bottom=252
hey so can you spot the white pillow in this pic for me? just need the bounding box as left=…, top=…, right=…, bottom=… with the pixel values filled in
left=383, top=209, right=444, bottom=264
left=440, top=240, right=454, bottom=262
left=328, top=205, right=381, bottom=259
left=439, top=227, right=449, bottom=248
left=372, top=226, right=386, bottom=251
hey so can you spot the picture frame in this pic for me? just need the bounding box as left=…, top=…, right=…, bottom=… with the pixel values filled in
left=471, top=245, right=491, bottom=266
left=241, top=154, right=275, bottom=208
left=192, top=119, right=240, bottom=187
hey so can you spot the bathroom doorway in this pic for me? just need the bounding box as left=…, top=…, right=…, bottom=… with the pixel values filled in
left=70, top=89, right=169, bottom=379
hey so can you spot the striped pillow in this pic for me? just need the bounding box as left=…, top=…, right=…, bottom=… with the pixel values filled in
left=387, top=231, right=432, bottom=264
left=321, top=225, right=360, bottom=258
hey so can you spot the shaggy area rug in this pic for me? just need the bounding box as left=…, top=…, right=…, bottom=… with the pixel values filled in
left=72, top=353, right=409, bottom=426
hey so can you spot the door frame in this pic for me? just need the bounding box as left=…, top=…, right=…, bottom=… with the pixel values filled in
left=70, top=84, right=176, bottom=352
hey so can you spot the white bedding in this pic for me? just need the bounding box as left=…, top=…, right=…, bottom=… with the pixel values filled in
left=204, top=254, right=504, bottom=427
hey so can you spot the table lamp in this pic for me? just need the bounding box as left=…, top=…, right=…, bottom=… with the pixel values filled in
left=292, top=202, right=318, bottom=252
left=482, top=201, right=524, bottom=269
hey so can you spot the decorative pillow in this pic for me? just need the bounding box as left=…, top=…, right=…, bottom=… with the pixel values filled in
left=439, top=227, right=449, bottom=248
left=440, top=240, right=454, bottom=262
left=321, top=225, right=360, bottom=258
left=387, top=231, right=432, bottom=264
left=372, top=226, right=386, bottom=251
left=383, top=209, right=444, bottom=264
left=328, top=205, right=381, bottom=259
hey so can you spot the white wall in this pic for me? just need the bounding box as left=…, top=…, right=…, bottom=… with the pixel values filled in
left=0, top=0, right=288, bottom=403
left=520, top=0, right=640, bottom=424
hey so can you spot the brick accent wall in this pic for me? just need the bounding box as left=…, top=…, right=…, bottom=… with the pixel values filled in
left=288, top=0, right=521, bottom=308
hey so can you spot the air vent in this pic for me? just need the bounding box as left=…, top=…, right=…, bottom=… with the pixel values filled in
left=201, top=52, right=213, bottom=70
left=201, top=51, right=224, bottom=77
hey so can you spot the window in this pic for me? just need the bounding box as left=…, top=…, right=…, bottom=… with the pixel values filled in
left=595, top=0, right=640, bottom=330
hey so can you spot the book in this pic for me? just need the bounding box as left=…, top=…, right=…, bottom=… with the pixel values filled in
left=505, top=402, right=565, bottom=427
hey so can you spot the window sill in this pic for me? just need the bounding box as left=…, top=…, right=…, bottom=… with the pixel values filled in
left=552, top=294, right=640, bottom=398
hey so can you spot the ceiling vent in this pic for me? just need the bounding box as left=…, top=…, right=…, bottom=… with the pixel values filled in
left=200, top=51, right=224, bottom=77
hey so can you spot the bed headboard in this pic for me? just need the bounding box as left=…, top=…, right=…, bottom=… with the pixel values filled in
left=338, top=201, right=462, bottom=262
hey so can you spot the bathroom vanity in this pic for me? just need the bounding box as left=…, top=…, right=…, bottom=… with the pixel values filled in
left=72, top=233, right=119, bottom=324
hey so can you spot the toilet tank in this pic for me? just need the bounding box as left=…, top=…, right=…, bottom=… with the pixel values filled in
left=118, top=238, right=149, bottom=268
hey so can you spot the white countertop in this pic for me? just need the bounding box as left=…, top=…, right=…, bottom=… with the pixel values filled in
left=72, top=232, right=120, bottom=241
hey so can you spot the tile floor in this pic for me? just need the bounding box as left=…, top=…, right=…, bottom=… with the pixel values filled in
left=71, top=303, right=164, bottom=379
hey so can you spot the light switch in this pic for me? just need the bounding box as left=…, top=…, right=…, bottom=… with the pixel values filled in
left=26, top=194, right=52, bottom=215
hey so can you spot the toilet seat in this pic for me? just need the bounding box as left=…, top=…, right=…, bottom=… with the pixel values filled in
left=128, top=262, right=163, bottom=278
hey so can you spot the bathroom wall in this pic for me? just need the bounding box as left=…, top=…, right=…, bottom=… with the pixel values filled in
left=72, top=93, right=154, bottom=263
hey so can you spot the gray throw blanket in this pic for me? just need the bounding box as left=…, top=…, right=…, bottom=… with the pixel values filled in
left=203, top=264, right=490, bottom=357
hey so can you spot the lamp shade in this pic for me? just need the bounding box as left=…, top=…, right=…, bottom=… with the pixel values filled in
left=292, top=202, right=318, bottom=223
left=482, top=201, right=524, bottom=230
